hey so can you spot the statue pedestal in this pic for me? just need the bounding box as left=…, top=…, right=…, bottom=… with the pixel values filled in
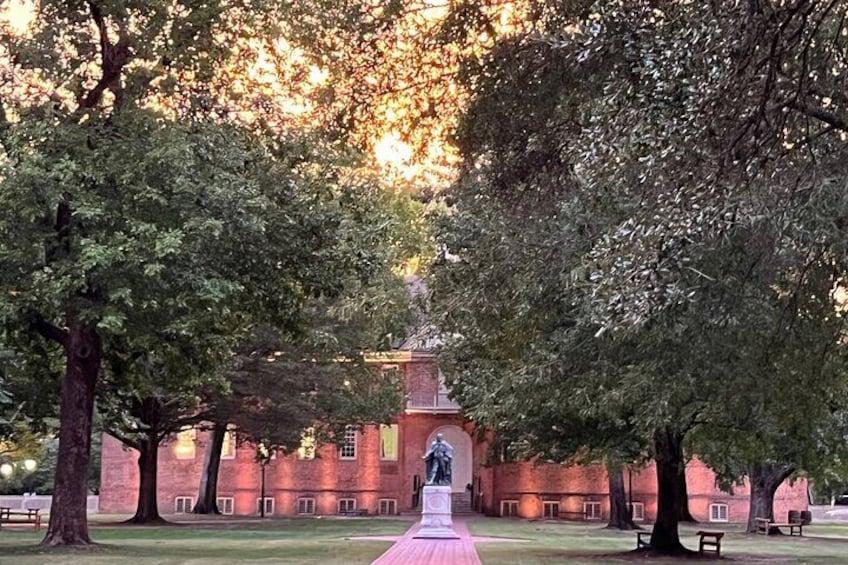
left=414, top=485, right=459, bottom=539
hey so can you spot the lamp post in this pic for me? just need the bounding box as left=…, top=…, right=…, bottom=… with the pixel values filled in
left=256, top=443, right=272, bottom=518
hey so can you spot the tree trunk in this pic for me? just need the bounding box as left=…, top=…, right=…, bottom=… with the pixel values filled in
left=745, top=462, right=795, bottom=533
left=125, top=433, right=166, bottom=524
left=648, top=428, right=690, bottom=554
left=42, top=323, right=101, bottom=546
left=674, top=458, right=696, bottom=522
left=124, top=398, right=167, bottom=524
left=193, top=421, right=226, bottom=514
left=606, top=464, right=638, bottom=530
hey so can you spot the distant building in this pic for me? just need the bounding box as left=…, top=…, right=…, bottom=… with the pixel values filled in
left=99, top=344, right=807, bottom=522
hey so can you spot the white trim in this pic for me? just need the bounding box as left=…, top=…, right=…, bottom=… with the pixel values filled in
left=339, top=428, right=357, bottom=460
left=174, top=496, right=193, bottom=514
left=500, top=500, right=519, bottom=517
left=542, top=501, right=560, bottom=519
left=297, top=497, right=316, bottom=515
left=584, top=501, right=602, bottom=520
left=378, top=499, right=397, bottom=515
left=709, top=503, right=729, bottom=523
left=216, top=496, right=234, bottom=515
left=256, top=497, right=274, bottom=515
left=631, top=501, right=645, bottom=522
left=338, top=498, right=357, bottom=513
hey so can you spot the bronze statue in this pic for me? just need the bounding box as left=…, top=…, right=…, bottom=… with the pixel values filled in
left=423, top=433, right=453, bottom=486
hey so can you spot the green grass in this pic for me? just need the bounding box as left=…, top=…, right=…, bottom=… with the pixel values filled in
left=5, top=516, right=848, bottom=564
left=0, top=517, right=410, bottom=565
left=469, top=518, right=848, bottom=564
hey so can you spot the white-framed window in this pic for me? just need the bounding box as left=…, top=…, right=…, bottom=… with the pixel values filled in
left=340, top=427, right=357, bottom=460
left=217, top=497, right=234, bottom=515
left=338, top=498, right=357, bottom=513
left=631, top=502, right=645, bottom=522
left=220, top=425, right=237, bottom=460
left=297, top=497, right=316, bottom=515
left=256, top=497, right=274, bottom=515
left=584, top=501, right=602, bottom=520
left=500, top=500, right=519, bottom=517
left=174, top=496, right=193, bottom=514
left=379, top=499, right=397, bottom=515
left=380, top=424, right=399, bottom=460
left=710, top=503, right=729, bottom=523
left=298, top=427, right=316, bottom=460
left=174, top=427, right=196, bottom=459
left=542, top=501, right=560, bottom=519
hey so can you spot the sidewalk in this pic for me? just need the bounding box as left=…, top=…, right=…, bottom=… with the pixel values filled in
left=370, top=518, right=482, bottom=565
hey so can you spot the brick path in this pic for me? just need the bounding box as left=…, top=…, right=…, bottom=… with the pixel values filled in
left=370, top=518, right=482, bottom=565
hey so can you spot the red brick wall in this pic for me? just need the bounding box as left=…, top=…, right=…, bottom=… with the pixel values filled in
left=489, top=458, right=808, bottom=523
left=99, top=355, right=809, bottom=522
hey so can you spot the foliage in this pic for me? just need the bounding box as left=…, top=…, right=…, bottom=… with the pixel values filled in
left=431, top=0, right=848, bottom=551
left=0, top=0, right=431, bottom=542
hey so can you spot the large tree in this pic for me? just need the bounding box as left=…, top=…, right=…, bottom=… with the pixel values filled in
left=431, top=0, right=848, bottom=554
left=188, top=168, right=426, bottom=515
left=0, top=0, right=413, bottom=545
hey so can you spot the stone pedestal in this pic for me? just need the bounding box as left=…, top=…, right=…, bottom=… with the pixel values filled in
left=414, top=485, right=459, bottom=539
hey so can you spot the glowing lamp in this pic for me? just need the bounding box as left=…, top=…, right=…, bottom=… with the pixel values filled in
left=23, top=459, right=36, bottom=472
left=0, top=463, right=12, bottom=477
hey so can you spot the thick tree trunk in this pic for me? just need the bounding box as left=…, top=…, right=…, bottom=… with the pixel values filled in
left=606, top=464, right=638, bottom=530
left=745, top=462, right=795, bottom=533
left=674, top=459, right=696, bottom=522
left=648, top=428, right=690, bottom=554
left=193, top=422, right=226, bottom=514
left=42, top=323, right=101, bottom=546
left=126, top=434, right=166, bottom=524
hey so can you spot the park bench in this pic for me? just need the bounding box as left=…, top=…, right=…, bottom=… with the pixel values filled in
left=0, top=507, right=42, bottom=531
left=338, top=508, right=368, bottom=517
left=635, top=530, right=652, bottom=549
left=696, top=531, right=724, bottom=557
left=754, top=517, right=804, bottom=536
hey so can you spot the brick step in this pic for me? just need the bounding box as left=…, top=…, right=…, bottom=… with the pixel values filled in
left=451, top=492, right=474, bottom=514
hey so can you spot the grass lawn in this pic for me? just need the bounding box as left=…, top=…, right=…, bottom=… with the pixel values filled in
left=6, top=516, right=848, bottom=564
left=469, top=518, right=848, bottom=564
left=0, top=516, right=410, bottom=565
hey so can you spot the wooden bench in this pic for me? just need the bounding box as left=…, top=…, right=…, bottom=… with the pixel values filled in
left=636, top=531, right=652, bottom=549
left=338, top=508, right=368, bottom=517
left=754, top=517, right=803, bottom=536
left=697, top=531, right=724, bottom=557
left=0, top=507, right=42, bottom=531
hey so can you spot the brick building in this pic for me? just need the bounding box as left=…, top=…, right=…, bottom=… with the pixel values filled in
left=99, top=348, right=808, bottom=523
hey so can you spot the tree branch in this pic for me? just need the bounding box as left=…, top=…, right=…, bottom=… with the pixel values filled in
left=79, top=0, right=131, bottom=111
left=107, top=429, right=140, bottom=451
left=28, top=313, right=69, bottom=347
left=790, top=100, right=848, bottom=132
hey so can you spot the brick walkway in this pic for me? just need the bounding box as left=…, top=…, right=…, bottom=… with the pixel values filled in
left=370, top=518, right=482, bottom=565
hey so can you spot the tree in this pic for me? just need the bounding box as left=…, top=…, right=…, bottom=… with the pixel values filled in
left=191, top=272, right=415, bottom=515
left=0, top=3, right=408, bottom=545
left=99, top=345, right=220, bottom=524
left=431, top=1, right=848, bottom=554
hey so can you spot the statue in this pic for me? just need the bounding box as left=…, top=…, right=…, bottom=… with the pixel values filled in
left=423, top=433, right=453, bottom=486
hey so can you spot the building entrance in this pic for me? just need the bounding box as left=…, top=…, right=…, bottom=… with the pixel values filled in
left=426, top=425, right=472, bottom=493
